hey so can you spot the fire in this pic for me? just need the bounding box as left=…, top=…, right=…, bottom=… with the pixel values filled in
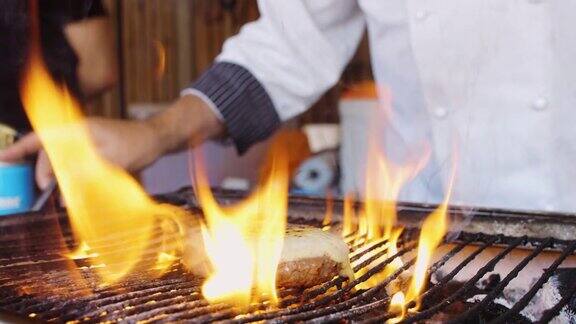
left=359, top=85, right=430, bottom=242
left=66, top=242, right=98, bottom=260
left=153, top=217, right=184, bottom=273
left=342, top=193, right=356, bottom=238
left=21, top=3, right=182, bottom=285
left=154, top=252, right=179, bottom=271
left=322, top=190, right=334, bottom=230
left=199, top=221, right=254, bottom=307
left=405, top=172, right=456, bottom=309
left=388, top=292, right=406, bottom=323
left=356, top=227, right=404, bottom=290
left=356, top=210, right=368, bottom=245
left=363, top=138, right=430, bottom=241
left=193, top=145, right=289, bottom=308
left=352, top=126, right=428, bottom=289
left=385, top=228, right=404, bottom=276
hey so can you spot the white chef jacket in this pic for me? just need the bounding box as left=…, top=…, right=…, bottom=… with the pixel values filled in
left=191, top=0, right=576, bottom=213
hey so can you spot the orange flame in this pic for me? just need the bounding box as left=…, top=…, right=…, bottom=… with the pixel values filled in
left=21, top=3, right=181, bottom=285
left=384, top=228, right=404, bottom=277
left=322, top=190, right=334, bottom=230
left=405, top=172, right=456, bottom=309
left=387, top=292, right=406, bottom=323
left=154, top=252, right=179, bottom=271
left=342, top=193, right=356, bottom=238
left=66, top=242, right=99, bottom=260
left=346, top=85, right=432, bottom=293
left=356, top=227, right=404, bottom=290
left=355, top=210, right=368, bottom=246
left=360, top=84, right=429, bottom=242
left=363, top=139, right=430, bottom=241
left=352, top=121, right=429, bottom=290
left=193, top=146, right=289, bottom=308
left=152, top=217, right=184, bottom=273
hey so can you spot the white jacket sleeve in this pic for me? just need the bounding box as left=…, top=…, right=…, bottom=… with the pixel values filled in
left=187, top=0, right=365, bottom=153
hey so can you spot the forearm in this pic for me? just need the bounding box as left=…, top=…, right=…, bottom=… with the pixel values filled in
left=146, top=95, right=225, bottom=156
left=0, top=95, right=223, bottom=174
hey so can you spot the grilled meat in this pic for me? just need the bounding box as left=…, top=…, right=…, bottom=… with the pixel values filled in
left=182, top=224, right=353, bottom=289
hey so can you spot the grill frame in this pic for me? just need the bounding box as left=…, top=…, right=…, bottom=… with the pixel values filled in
left=0, top=187, right=574, bottom=323
left=170, top=188, right=576, bottom=241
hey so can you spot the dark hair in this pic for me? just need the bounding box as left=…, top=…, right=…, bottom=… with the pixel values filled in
left=0, top=0, right=104, bottom=131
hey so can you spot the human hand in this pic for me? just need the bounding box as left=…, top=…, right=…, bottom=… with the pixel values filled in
left=0, top=94, right=224, bottom=189
left=0, top=118, right=161, bottom=189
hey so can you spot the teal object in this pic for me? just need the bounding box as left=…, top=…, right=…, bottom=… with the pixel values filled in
left=0, top=162, right=35, bottom=216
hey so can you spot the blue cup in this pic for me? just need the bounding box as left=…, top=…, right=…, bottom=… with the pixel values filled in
left=0, top=162, right=35, bottom=216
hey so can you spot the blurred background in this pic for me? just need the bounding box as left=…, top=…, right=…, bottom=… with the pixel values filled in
left=93, top=0, right=375, bottom=196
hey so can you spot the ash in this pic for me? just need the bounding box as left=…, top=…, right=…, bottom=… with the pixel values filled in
left=466, top=273, right=576, bottom=323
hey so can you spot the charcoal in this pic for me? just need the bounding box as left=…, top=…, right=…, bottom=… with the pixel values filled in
left=432, top=272, right=501, bottom=296
left=426, top=301, right=471, bottom=323
left=546, top=268, right=576, bottom=310
left=479, top=268, right=576, bottom=323
left=425, top=301, right=530, bottom=324
left=427, top=275, right=486, bottom=303
left=532, top=268, right=576, bottom=323
left=477, top=273, right=501, bottom=291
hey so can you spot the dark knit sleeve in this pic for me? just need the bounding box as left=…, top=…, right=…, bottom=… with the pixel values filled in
left=190, top=62, right=281, bottom=154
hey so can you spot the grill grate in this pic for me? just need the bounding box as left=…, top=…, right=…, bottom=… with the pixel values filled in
left=0, top=189, right=575, bottom=323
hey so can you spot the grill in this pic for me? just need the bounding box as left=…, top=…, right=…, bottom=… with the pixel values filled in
left=1, top=188, right=575, bottom=323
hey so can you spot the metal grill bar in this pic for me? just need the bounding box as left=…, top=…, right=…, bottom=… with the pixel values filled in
left=231, top=244, right=418, bottom=323
left=314, top=238, right=477, bottom=324
left=402, top=236, right=527, bottom=323
left=0, top=191, right=574, bottom=323
left=349, top=239, right=389, bottom=262
left=355, top=235, right=482, bottom=324
left=308, top=297, right=390, bottom=323
left=416, top=235, right=498, bottom=302
left=491, top=240, right=576, bottom=324
left=447, top=238, right=553, bottom=323
left=267, top=259, right=416, bottom=324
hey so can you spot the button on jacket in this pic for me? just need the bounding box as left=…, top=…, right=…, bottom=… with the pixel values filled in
left=189, top=0, right=576, bottom=213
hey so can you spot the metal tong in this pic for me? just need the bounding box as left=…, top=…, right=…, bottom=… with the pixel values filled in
left=31, top=179, right=58, bottom=212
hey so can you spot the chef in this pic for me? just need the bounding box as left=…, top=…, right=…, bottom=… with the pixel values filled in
left=2, top=0, right=575, bottom=212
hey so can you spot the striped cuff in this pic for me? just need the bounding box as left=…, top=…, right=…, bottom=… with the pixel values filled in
left=190, top=62, right=280, bottom=154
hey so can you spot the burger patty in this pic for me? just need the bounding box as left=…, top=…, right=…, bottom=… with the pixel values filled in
left=182, top=224, right=354, bottom=289
left=276, top=256, right=343, bottom=288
